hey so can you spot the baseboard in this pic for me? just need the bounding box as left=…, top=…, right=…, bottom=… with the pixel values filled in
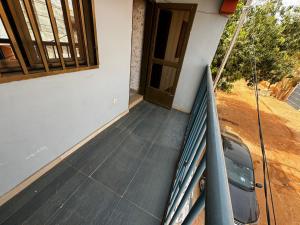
left=129, top=95, right=143, bottom=109
left=0, top=109, right=129, bottom=207
left=172, top=105, right=190, bottom=114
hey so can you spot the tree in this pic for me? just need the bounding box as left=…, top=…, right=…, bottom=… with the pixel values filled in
left=212, top=0, right=300, bottom=91
left=281, top=6, right=300, bottom=55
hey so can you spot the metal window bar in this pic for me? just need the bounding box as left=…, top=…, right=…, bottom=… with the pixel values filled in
left=163, top=65, right=234, bottom=225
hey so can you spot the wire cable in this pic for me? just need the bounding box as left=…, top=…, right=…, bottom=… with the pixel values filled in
left=250, top=29, right=278, bottom=225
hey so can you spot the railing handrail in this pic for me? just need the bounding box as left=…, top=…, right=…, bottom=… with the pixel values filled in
left=205, top=65, right=234, bottom=225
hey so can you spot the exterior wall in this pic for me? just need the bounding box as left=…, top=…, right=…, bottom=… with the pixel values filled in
left=130, top=0, right=146, bottom=91
left=0, top=0, right=133, bottom=196
left=157, top=0, right=228, bottom=113
left=287, top=84, right=300, bottom=110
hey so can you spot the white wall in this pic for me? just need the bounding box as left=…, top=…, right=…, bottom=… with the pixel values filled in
left=0, top=0, right=133, bottom=196
left=163, top=0, right=228, bottom=112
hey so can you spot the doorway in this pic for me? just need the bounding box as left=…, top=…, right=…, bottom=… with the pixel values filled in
left=143, top=3, right=196, bottom=109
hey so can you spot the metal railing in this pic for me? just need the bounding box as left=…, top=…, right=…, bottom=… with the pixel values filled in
left=163, top=65, right=234, bottom=225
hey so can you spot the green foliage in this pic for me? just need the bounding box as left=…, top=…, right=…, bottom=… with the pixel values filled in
left=212, top=0, right=300, bottom=91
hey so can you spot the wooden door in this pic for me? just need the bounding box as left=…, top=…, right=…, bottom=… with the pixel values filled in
left=145, top=3, right=196, bottom=109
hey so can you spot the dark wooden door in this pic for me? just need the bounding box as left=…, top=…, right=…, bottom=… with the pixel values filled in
left=145, top=3, right=196, bottom=109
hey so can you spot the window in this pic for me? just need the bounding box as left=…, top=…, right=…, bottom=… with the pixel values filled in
left=0, top=0, right=98, bottom=83
left=0, top=19, right=21, bottom=73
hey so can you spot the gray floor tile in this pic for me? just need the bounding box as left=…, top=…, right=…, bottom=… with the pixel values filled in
left=1, top=163, right=86, bottom=225
left=155, top=110, right=189, bottom=150
left=66, top=103, right=158, bottom=177
left=91, top=134, right=149, bottom=196
left=115, top=102, right=155, bottom=131
left=106, top=198, right=160, bottom=225
left=131, top=106, right=169, bottom=142
left=67, top=126, right=130, bottom=176
left=46, top=178, right=120, bottom=225
left=124, top=144, right=179, bottom=219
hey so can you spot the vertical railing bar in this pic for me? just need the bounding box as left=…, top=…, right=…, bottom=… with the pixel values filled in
left=167, top=140, right=206, bottom=218
left=181, top=191, right=206, bottom=225
left=182, top=95, right=207, bottom=155
left=185, top=74, right=206, bottom=125
left=78, top=0, right=90, bottom=66
left=177, top=94, right=207, bottom=171
left=169, top=75, right=208, bottom=213
left=178, top=95, right=206, bottom=172
left=45, top=0, right=65, bottom=69
left=206, top=65, right=234, bottom=225
left=23, top=0, right=49, bottom=72
left=176, top=100, right=207, bottom=177
left=174, top=114, right=207, bottom=189
left=168, top=136, right=206, bottom=213
left=183, top=74, right=207, bottom=143
left=61, top=0, right=79, bottom=67
left=172, top=113, right=207, bottom=194
left=168, top=158, right=206, bottom=225
left=0, top=2, right=29, bottom=75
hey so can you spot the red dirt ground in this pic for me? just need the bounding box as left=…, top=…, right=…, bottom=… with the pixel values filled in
left=216, top=80, right=300, bottom=225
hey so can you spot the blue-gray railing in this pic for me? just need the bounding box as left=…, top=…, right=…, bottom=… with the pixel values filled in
left=163, top=66, right=234, bottom=225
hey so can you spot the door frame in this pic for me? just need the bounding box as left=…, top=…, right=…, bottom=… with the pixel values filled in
left=139, top=2, right=197, bottom=109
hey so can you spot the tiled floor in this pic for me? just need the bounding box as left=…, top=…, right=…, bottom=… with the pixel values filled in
left=0, top=102, right=189, bottom=225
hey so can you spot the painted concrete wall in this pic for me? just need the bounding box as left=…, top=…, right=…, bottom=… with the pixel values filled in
left=158, top=0, right=228, bottom=113
left=130, top=0, right=146, bottom=91
left=0, top=0, right=133, bottom=196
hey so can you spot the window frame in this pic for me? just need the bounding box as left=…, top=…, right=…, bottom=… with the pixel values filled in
left=0, top=0, right=99, bottom=84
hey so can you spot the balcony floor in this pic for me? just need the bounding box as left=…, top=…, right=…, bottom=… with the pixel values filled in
left=0, top=101, right=189, bottom=225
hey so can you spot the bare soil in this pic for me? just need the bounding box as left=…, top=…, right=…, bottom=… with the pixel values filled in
left=217, top=80, right=300, bottom=225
